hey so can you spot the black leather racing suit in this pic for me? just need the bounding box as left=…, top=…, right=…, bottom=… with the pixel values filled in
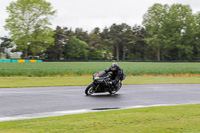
left=104, top=66, right=124, bottom=88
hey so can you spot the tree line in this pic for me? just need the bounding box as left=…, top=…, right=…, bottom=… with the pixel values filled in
left=45, top=24, right=147, bottom=61
left=1, top=0, right=200, bottom=61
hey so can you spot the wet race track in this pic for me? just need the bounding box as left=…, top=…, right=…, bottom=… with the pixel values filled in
left=0, top=84, right=200, bottom=121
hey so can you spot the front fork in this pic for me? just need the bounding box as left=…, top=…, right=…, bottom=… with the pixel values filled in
left=92, top=82, right=99, bottom=91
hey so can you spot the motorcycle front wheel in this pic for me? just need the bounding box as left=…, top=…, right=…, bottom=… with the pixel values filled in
left=85, top=83, right=95, bottom=95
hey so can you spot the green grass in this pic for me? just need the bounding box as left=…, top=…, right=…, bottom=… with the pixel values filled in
left=0, top=62, right=199, bottom=132
left=0, top=76, right=199, bottom=88
left=0, top=104, right=200, bottom=133
left=0, top=62, right=200, bottom=77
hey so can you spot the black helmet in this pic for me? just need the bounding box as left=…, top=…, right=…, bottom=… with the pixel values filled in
left=111, top=63, right=119, bottom=71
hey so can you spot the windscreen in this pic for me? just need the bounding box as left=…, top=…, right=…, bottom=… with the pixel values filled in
left=96, top=71, right=106, bottom=77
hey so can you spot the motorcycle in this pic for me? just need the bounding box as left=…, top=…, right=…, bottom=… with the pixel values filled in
left=85, top=71, right=123, bottom=95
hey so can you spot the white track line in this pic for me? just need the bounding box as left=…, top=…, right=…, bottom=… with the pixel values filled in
left=0, top=103, right=197, bottom=122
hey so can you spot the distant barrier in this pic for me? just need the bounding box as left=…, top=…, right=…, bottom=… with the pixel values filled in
left=0, top=59, right=42, bottom=63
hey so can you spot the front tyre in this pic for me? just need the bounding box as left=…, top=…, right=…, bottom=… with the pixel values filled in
left=85, top=83, right=95, bottom=95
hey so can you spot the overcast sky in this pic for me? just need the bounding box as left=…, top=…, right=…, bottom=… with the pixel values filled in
left=1, top=0, right=200, bottom=37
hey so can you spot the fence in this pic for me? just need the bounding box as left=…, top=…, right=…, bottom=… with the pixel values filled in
left=0, top=59, right=42, bottom=63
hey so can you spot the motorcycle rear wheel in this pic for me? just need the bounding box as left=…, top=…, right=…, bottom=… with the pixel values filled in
left=109, top=83, right=122, bottom=94
left=85, top=83, right=95, bottom=95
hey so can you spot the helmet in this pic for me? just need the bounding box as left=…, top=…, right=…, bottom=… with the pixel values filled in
left=111, top=63, right=119, bottom=71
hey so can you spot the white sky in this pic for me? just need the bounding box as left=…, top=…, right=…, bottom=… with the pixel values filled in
left=1, top=0, right=200, bottom=37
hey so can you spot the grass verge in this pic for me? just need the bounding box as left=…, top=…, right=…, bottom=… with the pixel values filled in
left=0, top=104, right=200, bottom=132
left=0, top=76, right=199, bottom=88
left=0, top=62, right=200, bottom=76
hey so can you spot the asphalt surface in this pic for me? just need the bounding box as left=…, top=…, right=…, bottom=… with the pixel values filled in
left=0, top=84, right=200, bottom=119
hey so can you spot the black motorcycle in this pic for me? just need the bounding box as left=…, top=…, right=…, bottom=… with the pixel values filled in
left=85, top=71, right=123, bottom=95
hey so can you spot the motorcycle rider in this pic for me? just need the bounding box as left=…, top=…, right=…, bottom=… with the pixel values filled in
left=104, top=63, right=125, bottom=89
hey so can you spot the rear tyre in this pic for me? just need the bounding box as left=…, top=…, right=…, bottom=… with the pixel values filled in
left=109, top=82, right=122, bottom=94
left=85, top=83, right=95, bottom=95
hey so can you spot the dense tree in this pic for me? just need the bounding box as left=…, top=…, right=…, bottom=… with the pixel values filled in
left=87, top=27, right=112, bottom=60
left=65, top=36, right=88, bottom=60
left=74, top=28, right=89, bottom=43
left=143, top=3, right=196, bottom=61
left=130, top=25, right=148, bottom=60
left=109, top=24, right=122, bottom=61
left=45, top=26, right=67, bottom=59
left=121, top=24, right=135, bottom=60
left=29, top=24, right=55, bottom=56
left=163, top=4, right=195, bottom=60
left=194, top=12, right=200, bottom=60
left=87, top=27, right=104, bottom=60
left=100, top=27, right=114, bottom=59
left=0, top=37, right=12, bottom=58
left=143, top=3, right=169, bottom=61
left=4, top=0, right=56, bottom=58
left=108, top=23, right=134, bottom=61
